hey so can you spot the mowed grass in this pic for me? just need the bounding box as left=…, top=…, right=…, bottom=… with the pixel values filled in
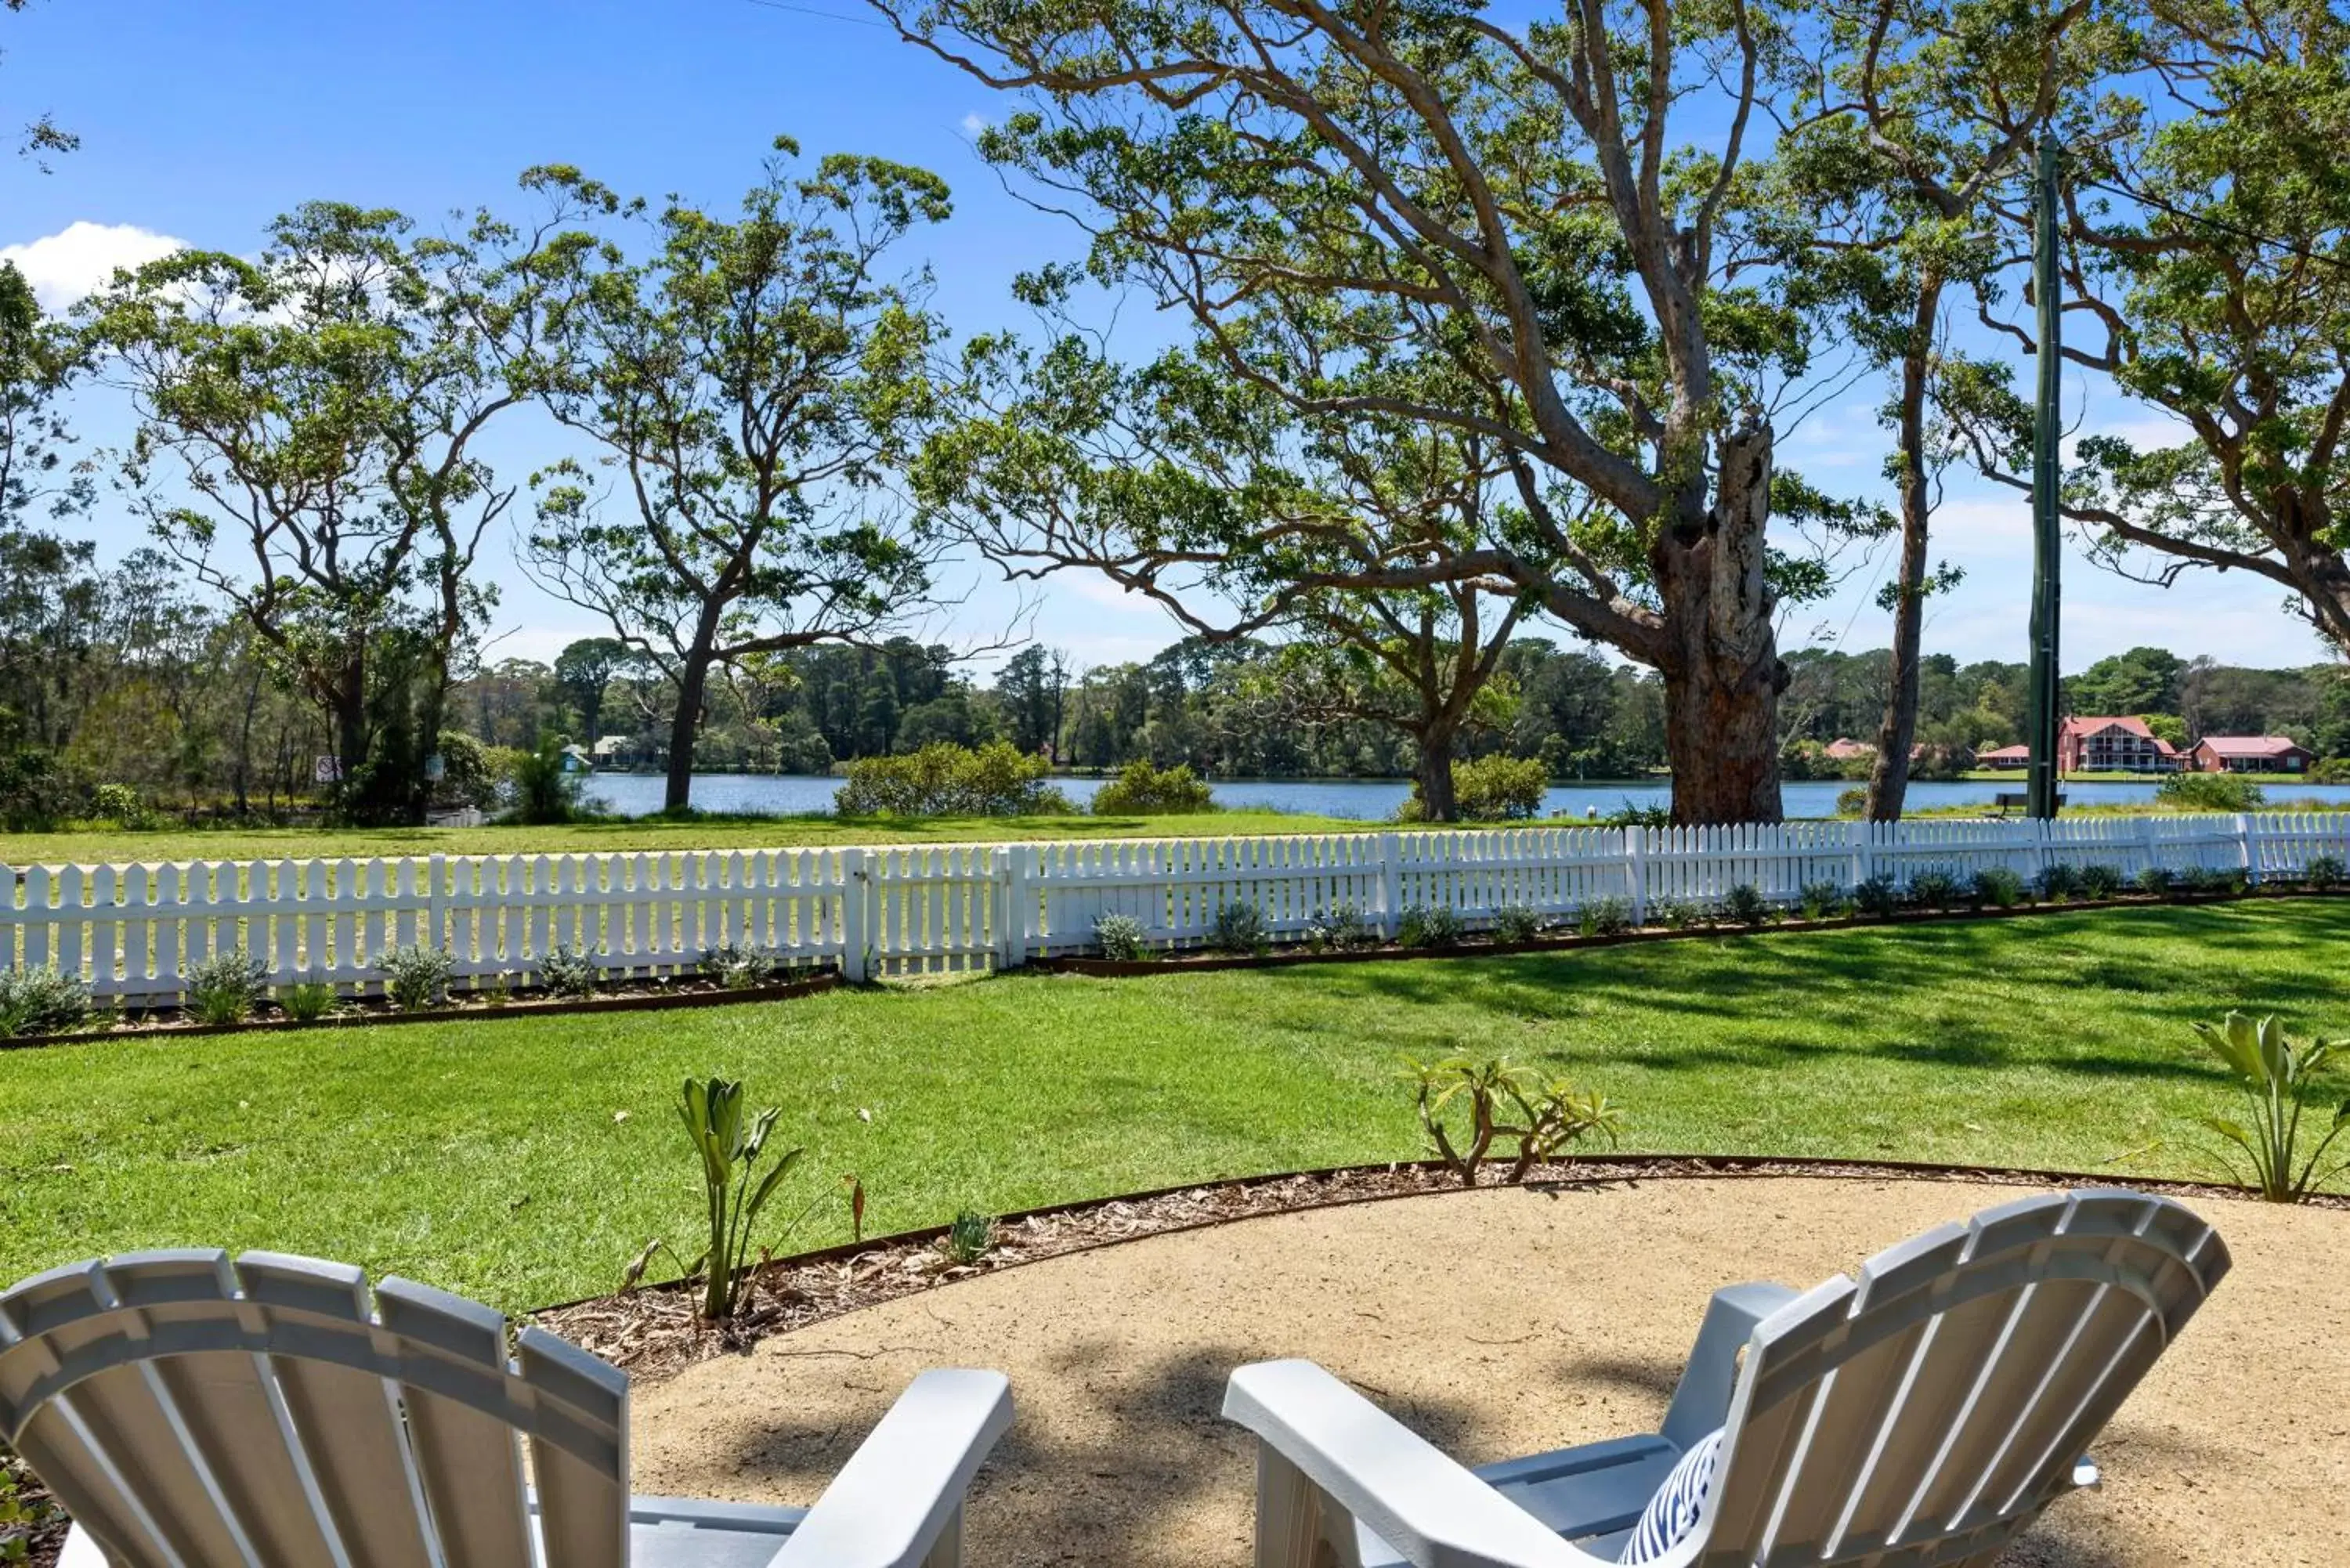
left=2, top=901, right=2340, bottom=1313
left=1, top=808, right=1371, bottom=866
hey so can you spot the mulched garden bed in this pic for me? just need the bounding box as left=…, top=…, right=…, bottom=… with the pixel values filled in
left=1036, top=886, right=2339, bottom=975
left=0, top=970, right=840, bottom=1051
left=531, top=1152, right=2334, bottom=1382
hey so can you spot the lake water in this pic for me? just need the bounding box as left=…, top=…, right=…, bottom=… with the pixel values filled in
left=582, top=771, right=2350, bottom=822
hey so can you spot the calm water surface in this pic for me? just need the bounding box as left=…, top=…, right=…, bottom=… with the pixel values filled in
left=581, top=771, right=2350, bottom=822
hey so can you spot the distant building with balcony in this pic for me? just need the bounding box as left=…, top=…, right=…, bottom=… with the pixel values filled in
left=2189, top=735, right=2315, bottom=774
left=2056, top=717, right=2183, bottom=774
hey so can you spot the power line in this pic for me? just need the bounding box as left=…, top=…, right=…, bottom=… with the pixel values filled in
left=2077, top=175, right=2350, bottom=278
left=741, top=0, right=891, bottom=27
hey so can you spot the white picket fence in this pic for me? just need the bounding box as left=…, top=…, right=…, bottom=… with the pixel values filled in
left=5, top=812, right=2346, bottom=999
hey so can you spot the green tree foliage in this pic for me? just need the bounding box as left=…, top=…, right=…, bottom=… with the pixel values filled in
left=522, top=139, right=957, bottom=813
left=833, top=740, right=1072, bottom=817
left=2067, top=646, right=2187, bottom=717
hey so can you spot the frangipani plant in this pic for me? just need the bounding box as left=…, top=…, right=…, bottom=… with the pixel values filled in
left=2189, top=1013, right=2350, bottom=1203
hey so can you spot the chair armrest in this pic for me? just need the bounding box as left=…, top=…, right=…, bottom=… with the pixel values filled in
left=767, top=1368, right=1012, bottom=1568
left=1659, top=1282, right=1799, bottom=1451
left=1223, top=1360, right=1613, bottom=1568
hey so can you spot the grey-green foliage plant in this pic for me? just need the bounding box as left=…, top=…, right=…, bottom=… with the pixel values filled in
left=700, top=939, right=772, bottom=991
left=376, top=944, right=455, bottom=1013
left=942, top=1208, right=995, bottom=1266
left=1907, top=869, right=1961, bottom=912
left=1972, top=867, right=2026, bottom=910
left=0, top=966, right=92, bottom=1039
left=2078, top=863, right=2124, bottom=900
left=1654, top=898, right=1699, bottom=930
left=184, top=948, right=269, bottom=1027
left=2036, top=862, right=2082, bottom=902
left=2303, top=854, right=2345, bottom=891
left=1579, top=896, right=1632, bottom=937
left=278, top=979, right=338, bottom=1022
left=2187, top=1012, right=2350, bottom=1202
left=1798, top=881, right=1846, bottom=920
left=1852, top=876, right=1901, bottom=918
left=540, top=945, right=600, bottom=998
left=1397, top=903, right=1464, bottom=948
left=2136, top=865, right=2175, bottom=898
left=1304, top=902, right=1376, bottom=951
left=1211, top=900, right=1267, bottom=955
left=1493, top=904, right=1546, bottom=943
left=1404, top=1054, right=1624, bottom=1186
left=1722, top=883, right=1770, bottom=927
left=678, top=1077, right=805, bottom=1317
left=2175, top=865, right=2227, bottom=895
left=1093, top=912, right=1147, bottom=960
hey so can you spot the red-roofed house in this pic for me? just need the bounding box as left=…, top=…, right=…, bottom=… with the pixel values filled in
left=1976, top=743, right=2030, bottom=768
left=2056, top=717, right=2183, bottom=774
left=1823, top=737, right=1875, bottom=761
left=2189, top=735, right=2316, bottom=774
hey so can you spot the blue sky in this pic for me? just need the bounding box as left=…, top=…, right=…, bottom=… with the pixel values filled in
left=2, top=0, right=2331, bottom=678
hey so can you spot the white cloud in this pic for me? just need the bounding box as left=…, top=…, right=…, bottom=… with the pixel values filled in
left=0, top=221, right=185, bottom=311
left=960, top=112, right=990, bottom=138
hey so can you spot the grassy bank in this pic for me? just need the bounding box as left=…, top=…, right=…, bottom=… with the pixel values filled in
left=0, top=808, right=1374, bottom=865
left=3, top=900, right=2336, bottom=1311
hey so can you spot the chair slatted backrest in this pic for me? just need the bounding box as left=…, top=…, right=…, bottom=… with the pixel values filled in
left=1696, top=1190, right=2228, bottom=1568
left=0, top=1250, right=630, bottom=1568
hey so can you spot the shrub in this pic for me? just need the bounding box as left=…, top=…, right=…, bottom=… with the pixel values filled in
left=1090, top=760, right=1214, bottom=815
left=278, top=978, right=338, bottom=1021
left=1405, top=1054, right=1623, bottom=1185
left=676, top=1077, right=804, bottom=1317
left=2136, top=865, right=2175, bottom=898
left=700, top=939, right=773, bottom=990
left=942, top=1208, right=995, bottom=1266
left=1851, top=875, right=1900, bottom=918
left=0, top=748, right=79, bottom=833
left=1798, top=880, right=1846, bottom=920
left=2078, top=863, right=2124, bottom=900
left=2157, top=771, right=2266, bottom=811
left=1304, top=902, right=1376, bottom=951
left=1721, top=883, right=1770, bottom=927
left=90, top=782, right=156, bottom=830
left=376, top=944, right=454, bottom=1013
left=1972, top=867, right=2026, bottom=909
left=504, top=737, right=589, bottom=825
left=836, top=742, right=1075, bottom=818
left=1211, top=900, right=1267, bottom=955
left=1397, top=903, right=1464, bottom=948
left=0, top=966, right=92, bottom=1039
left=540, top=945, right=600, bottom=998
left=2036, top=862, right=2083, bottom=902
left=2303, top=854, right=2345, bottom=891
left=2175, top=865, right=2228, bottom=894
left=2186, top=1012, right=2350, bottom=1202
left=184, top=948, right=268, bottom=1027
left=1093, top=912, right=1148, bottom=960
left=1602, top=801, right=1672, bottom=829
left=1452, top=754, right=1549, bottom=821
left=1578, top=897, right=1632, bottom=937
left=1493, top=904, right=1546, bottom=943
left=1653, top=897, right=1699, bottom=930
left=1907, top=868, right=1962, bottom=912
left=1835, top=784, right=1870, bottom=818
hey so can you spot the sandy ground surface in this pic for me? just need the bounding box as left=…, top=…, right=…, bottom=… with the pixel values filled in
left=630, top=1176, right=2350, bottom=1566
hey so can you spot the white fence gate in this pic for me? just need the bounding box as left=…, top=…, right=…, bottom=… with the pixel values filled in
left=5, top=812, right=2346, bottom=999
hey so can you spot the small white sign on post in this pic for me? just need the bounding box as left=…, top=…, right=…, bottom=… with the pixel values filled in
left=313, top=755, right=342, bottom=785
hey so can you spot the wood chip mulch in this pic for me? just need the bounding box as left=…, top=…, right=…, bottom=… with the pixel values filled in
left=526, top=1154, right=2336, bottom=1383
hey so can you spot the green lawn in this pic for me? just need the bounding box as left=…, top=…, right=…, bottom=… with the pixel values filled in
left=2, top=808, right=1371, bottom=865
left=2, top=901, right=2337, bottom=1313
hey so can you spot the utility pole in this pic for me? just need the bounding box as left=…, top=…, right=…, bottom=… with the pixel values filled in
left=2026, top=135, right=2063, bottom=820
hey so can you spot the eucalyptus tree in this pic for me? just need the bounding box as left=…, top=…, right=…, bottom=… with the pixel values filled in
left=4, top=0, right=74, bottom=167
left=520, top=139, right=956, bottom=811
left=1947, top=1, right=2350, bottom=649
left=81, top=201, right=574, bottom=822
left=1779, top=0, right=2113, bottom=818
left=868, top=0, right=1873, bottom=822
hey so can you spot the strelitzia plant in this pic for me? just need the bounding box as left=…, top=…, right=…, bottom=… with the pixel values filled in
left=2189, top=1012, right=2350, bottom=1202
left=678, top=1077, right=804, bottom=1317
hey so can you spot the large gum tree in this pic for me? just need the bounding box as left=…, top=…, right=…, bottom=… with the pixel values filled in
left=873, top=0, right=1840, bottom=822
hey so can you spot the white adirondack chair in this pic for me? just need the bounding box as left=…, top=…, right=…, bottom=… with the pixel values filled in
left=1224, top=1189, right=2229, bottom=1567
left=0, top=1249, right=1013, bottom=1568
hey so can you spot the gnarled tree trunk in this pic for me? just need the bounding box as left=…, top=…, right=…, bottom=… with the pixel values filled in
left=1867, top=278, right=1943, bottom=822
